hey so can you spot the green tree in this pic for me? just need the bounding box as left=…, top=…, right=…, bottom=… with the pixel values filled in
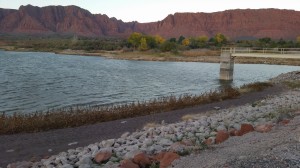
left=145, top=35, right=157, bottom=49
left=160, top=41, right=177, bottom=52
left=188, top=36, right=209, bottom=49
left=128, top=32, right=142, bottom=49
left=178, top=36, right=185, bottom=44
left=139, top=37, right=148, bottom=51
left=198, top=36, right=209, bottom=43
left=257, top=37, right=272, bottom=47
left=169, top=38, right=177, bottom=43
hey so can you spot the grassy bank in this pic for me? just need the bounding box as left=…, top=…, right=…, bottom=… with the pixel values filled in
left=1, top=45, right=300, bottom=66
left=58, top=49, right=300, bottom=66
left=0, top=82, right=273, bottom=135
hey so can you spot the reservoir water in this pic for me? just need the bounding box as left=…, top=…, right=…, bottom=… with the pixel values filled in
left=0, top=50, right=299, bottom=114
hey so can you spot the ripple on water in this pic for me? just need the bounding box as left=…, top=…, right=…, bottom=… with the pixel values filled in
left=0, top=50, right=299, bottom=115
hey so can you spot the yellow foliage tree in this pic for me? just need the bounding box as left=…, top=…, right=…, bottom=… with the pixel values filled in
left=139, top=37, right=148, bottom=51
left=154, top=35, right=165, bottom=44
left=182, top=38, right=190, bottom=46
left=128, top=32, right=142, bottom=49
left=198, top=36, right=208, bottom=43
left=297, top=36, right=300, bottom=43
left=214, top=33, right=227, bottom=44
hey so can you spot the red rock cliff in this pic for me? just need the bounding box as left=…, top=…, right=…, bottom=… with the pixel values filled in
left=0, top=5, right=299, bottom=39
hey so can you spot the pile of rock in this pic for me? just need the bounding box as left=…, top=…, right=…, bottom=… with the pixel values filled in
left=8, top=90, right=300, bottom=168
left=270, top=71, right=300, bottom=83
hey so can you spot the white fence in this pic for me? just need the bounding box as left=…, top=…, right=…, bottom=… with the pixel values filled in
left=221, top=48, right=300, bottom=55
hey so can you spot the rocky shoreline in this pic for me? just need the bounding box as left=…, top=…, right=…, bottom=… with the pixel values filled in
left=6, top=71, right=300, bottom=168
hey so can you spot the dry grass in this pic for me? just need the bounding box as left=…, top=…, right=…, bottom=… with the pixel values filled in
left=239, top=82, right=273, bottom=93
left=0, top=82, right=273, bottom=135
left=283, top=80, right=300, bottom=89
left=181, top=50, right=220, bottom=57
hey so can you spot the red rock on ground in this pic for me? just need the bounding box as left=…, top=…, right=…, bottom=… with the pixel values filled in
left=255, top=124, right=273, bottom=133
left=236, top=123, right=254, bottom=136
left=215, top=130, right=230, bottom=144
left=229, top=129, right=238, bottom=136
left=154, top=152, right=180, bottom=168
left=94, top=151, right=112, bottom=164
left=279, top=119, right=290, bottom=125
left=204, top=137, right=215, bottom=145
left=120, top=159, right=139, bottom=168
left=133, top=153, right=151, bottom=168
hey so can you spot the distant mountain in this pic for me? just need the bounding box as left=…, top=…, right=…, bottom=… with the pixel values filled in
left=0, top=5, right=300, bottom=39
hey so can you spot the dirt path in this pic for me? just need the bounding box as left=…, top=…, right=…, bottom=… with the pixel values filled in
left=0, top=86, right=284, bottom=167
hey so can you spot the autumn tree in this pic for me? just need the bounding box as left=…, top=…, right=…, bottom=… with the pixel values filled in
left=189, top=36, right=209, bottom=48
left=128, top=32, right=142, bottom=49
left=297, top=36, right=300, bottom=44
left=154, top=35, right=165, bottom=45
left=139, top=37, right=148, bottom=51
left=182, top=38, right=190, bottom=46
left=198, top=36, right=209, bottom=43
left=214, top=33, right=227, bottom=45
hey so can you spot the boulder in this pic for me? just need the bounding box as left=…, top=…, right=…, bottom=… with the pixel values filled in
left=204, top=137, right=215, bottom=145
left=237, top=123, right=254, bottom=136
left=255, top=124, right=273, bottom=133
left=119, top=159, right=139, bottom=168
left=133, top=153, right=152, bottom=168
left=154, top=152, right=180, bottom=168
left=94, top=151, right=112, bottom=164
left=279, top=119, right=290, bottom=125
left=215, top=130, right=229, bottom=144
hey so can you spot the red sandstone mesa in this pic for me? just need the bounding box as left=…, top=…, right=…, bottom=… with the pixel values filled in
left=0, top=5, right=300, bottom=39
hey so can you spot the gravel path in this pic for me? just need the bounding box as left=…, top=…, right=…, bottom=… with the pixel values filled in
left=173, top=114, right=300, bottom=168
left=0, top=85, right=284, bottom=167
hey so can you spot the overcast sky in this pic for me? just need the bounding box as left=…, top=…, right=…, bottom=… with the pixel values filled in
left=1, top=0, right=300, bottom=22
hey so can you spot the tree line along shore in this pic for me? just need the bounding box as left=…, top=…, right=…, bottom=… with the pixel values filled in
left=1, top=33, right=300, bottom=65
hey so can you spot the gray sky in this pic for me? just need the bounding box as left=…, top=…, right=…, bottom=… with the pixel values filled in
left=1, top=0, right=299, bottom=22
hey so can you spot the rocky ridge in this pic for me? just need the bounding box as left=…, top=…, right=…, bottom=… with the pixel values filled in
left=1, top=5, right=300, bottom=39
left=7, top=71, right=300, bottom=168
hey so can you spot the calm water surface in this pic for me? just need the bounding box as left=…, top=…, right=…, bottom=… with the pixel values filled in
left=0, top=50, right=299, bottom=114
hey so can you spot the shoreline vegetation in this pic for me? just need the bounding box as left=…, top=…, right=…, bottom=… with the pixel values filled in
left=1, top=47, right=300, bottom=66
left=0, top=82, right=273, bottom=135
left=1, top=33, right=300, bottom=66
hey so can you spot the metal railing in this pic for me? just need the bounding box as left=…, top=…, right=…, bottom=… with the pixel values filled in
left=221, top=47, right=300, bottom=55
